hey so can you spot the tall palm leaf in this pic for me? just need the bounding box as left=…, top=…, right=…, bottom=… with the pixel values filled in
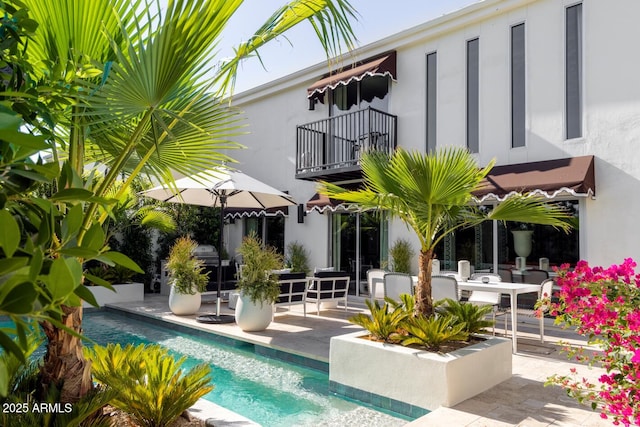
left=320, top=147, right=571, bottom=316
left=18, top=0, right=357, bottom=402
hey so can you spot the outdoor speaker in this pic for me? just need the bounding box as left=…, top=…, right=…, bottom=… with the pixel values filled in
left=297, top=204, right=306, bottom=223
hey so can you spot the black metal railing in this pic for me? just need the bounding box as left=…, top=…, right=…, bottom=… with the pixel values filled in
left=296, top=107, right=397, bottom=178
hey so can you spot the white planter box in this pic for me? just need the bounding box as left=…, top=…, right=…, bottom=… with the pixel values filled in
left=83, top=283, right=144, bottom=308
left=330, top=331, right=512, bottom=411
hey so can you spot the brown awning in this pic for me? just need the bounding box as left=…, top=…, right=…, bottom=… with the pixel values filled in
left=305, top=193, right=344, bottom=213
left=307, top=51, right=397, bottom=99
left=473, top=155, right=596, bottom=202
left=224, top=206, right=289, bottom=219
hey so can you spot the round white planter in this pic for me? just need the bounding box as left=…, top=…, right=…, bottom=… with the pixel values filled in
left=168, top=286, right=201, bottom=315
left=234, top=293, right=274, bottom=331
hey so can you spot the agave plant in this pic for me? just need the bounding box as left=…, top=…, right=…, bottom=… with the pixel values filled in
left=85, top=343, right=213, bottom=427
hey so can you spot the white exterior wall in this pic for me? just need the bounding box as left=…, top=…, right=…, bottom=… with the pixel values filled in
left=226, top=0, right=640, bottom=268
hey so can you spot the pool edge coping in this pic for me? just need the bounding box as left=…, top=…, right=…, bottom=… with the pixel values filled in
left=100, top=305, right=331, bottom=373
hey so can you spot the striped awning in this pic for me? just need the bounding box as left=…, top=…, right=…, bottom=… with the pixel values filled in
left=224, top=206, right=289, bottom=219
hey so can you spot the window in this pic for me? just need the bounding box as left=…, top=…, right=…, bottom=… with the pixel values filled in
left=511, top=23, right=526, bottom=148
left=330, top=76, right=389, bottom=115
left=566, top=3, right=583, bottom=139
left=435, top=201, right=579, bottom=272
left=426, top=52, right=437, bottom=152
left=243, top=216, right=285, bottom=254
left=466, top=38, right=479, bottom=153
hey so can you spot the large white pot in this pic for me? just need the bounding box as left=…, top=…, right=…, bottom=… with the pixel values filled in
left=235, top=293, right=274, bottom=331
left=330, top=332, right=512, bottom=411
left=512, top=230, right=533, bottom=258
left=168, top=285, right=201, bottom=315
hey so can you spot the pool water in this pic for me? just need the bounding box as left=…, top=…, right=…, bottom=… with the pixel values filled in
left=16, top=311, right=408, bottom=427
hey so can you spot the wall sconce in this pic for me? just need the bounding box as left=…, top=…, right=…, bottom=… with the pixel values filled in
left=297, top=204, right=306, bottom=223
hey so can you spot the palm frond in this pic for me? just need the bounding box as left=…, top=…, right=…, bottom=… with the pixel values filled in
left=490, top=194, right=572, bottom=231
left=218, top=0, right=357, bottom=94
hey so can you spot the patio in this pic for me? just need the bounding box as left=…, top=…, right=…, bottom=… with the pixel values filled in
left=106, top=294, right=611, bottom=427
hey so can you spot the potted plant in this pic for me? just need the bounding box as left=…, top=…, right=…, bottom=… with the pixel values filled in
left=82, top=264, right=144, bottom=307
left=235, top=234, right=283, bottom=331
left=166, top=236, right=209, bottom=315
left=388, top=238, right=415, bottom=274
left=285, top=241, right=310, bottom=275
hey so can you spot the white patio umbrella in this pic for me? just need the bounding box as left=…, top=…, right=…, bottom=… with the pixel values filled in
left=142, top=168, right=296, bottom=322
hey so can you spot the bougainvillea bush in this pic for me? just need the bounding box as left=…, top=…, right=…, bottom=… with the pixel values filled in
left=547, top=258, right=640, bottom=426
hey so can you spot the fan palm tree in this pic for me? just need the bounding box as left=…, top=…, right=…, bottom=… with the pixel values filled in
left=14, top=0, right=357, bottom=402
left=319, top=147, right=572, bottom=316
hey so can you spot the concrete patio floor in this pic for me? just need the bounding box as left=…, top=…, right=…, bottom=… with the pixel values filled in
left=106, top=294, right=611, bottom=427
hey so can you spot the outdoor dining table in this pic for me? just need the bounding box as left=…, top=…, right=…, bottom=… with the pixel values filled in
left=457, top=280, right=541, bottom=354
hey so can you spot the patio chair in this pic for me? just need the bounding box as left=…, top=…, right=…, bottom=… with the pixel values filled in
left=437, top=271, right=462, bottom=299
left=383, top=272, right=414, bottom=301
left=468, top=273, right=507, bottom=335
left=497, top=268, right=513, bottom=283
left=521, top=268, right=549, bottom=284
left=512, top=278, right=555, bottom=342
left=367, top=269, right=386, bottom=302
left=306, top=271, right=350, bottom=315
left=431, top=275, right=459, bottom=304
left=516, top=268, right=549, bottom=308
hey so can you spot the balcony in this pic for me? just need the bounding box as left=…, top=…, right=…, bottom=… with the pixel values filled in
left=295, top=107, right=397, bottom=182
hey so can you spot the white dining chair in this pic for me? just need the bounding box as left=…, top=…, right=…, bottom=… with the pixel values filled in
left=513, top=278, right=555, bottom=342
left=383, top=272, right=414, bottom=301
left=468, top=273, right=507, bottom=335
left=367, top=269, right=386, bottom=302
left=431, top=275, right=459, bottom=303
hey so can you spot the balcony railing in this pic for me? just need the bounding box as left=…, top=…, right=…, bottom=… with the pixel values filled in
left=296, top=107, right=397, bottom=181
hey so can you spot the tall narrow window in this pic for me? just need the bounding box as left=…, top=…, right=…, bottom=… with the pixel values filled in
left=511, top=23, right=526, bottom=148
left=426, top=52, right=437, bottom=152
left=466, top=38, right=479, bottom=153
left=566, top=3, right=582, bottom=139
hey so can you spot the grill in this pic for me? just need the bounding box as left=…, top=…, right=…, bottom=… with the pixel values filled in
left=193, top=245, right=220, bottom=267
left=193, top=245, right=233, bottom=292
left=160, top=244, right=233, bottom=296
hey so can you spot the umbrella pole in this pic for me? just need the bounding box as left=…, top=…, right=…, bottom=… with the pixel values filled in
left=216, top=195, right=226, bottom=316
left=194, top=193, right=235, bottom=325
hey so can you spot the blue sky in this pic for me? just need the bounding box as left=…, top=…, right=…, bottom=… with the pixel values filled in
left=220, top=0, right=478, bottom=93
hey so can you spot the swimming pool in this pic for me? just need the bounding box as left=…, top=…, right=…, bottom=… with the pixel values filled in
left=20, top=311, right=409, bottom=427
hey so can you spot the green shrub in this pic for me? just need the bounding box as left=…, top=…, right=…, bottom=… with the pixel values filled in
left=236, top=234, right=283, bottom=305
left=166, top=236, right=209, bottom=295
left=388, top=239, right=415, bottom=274
left=84, top=343, right=213, bottom=427
left=285, top=241, right=310, bottom=275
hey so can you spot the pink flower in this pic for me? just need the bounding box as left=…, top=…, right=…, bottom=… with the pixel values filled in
left=549, top=259, right=640, bottom=427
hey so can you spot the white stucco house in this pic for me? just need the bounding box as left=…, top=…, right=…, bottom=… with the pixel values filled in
left=223, top=0, right=639, bottom=295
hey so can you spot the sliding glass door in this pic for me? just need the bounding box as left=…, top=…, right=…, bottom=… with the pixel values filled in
left=330, top=211, right=388, bottom=296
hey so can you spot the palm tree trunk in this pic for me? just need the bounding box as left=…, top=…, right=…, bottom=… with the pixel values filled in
left=415, top=249, right=434, bottom=316
left=39, top=305, right=93, bottom=402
